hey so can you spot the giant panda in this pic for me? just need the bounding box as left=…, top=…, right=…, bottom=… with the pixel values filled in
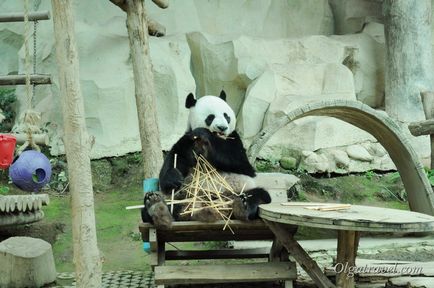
left=141, top=91, right=271, bottom=228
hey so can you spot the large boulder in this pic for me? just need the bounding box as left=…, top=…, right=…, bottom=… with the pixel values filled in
left=332, top=23, right=386, bottom=108
left=188, top=33, right=349, bottom=113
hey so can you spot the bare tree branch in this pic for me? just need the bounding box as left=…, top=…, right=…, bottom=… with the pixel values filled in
left=109, top=0, right=127, bottom=12
left=152, top=0, right=169, bottom=9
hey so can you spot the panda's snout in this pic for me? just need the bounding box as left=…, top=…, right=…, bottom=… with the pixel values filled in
left=217, top=125, right=228, bottom=132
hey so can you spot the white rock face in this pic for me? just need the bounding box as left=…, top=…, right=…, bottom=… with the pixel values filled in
left=332, top=25, right=386, bottom=108
left=0, top=0, right=430, bottom=172
left=346, top=145, right=374, bottom=162
left=148, top=0, right=334, bottom=38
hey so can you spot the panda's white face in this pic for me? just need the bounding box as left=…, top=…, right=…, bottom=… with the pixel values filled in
left=187, top=95, right=236, bottom=138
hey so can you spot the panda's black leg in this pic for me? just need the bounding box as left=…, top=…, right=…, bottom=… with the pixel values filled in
left=232, top=188, right=271, bottom=221
left=142, top=192, right=173, bottom=229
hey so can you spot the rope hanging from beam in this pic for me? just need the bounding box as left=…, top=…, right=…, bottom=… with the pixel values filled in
left=16, top=0, right=42, bottom=153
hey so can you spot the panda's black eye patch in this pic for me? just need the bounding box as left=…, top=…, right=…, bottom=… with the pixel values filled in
left=205, top=114, right=215, bottom=126
left=224, top=113, right=231, bottom=124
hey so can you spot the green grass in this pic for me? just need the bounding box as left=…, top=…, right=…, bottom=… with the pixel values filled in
left=44, top=187, right=150, bottom=272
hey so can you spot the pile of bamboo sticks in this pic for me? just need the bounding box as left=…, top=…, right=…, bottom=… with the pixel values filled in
left=167, top=154, right=242, bottom=232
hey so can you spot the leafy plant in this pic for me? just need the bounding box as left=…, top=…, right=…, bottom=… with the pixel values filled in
left=0, top=185, right=9, bottom=195
left=364, top=170, right=375, bottom=180
left=0, top=88, right=16, bottom=132
left=424, top=167, right=434, bottom=186
left=49, top=158, right=69, bottom=193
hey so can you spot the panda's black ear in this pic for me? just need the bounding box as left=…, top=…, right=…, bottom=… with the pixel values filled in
left=185, top=93, right=196, bottom=108
left=219, top=90, right=227, bottom=101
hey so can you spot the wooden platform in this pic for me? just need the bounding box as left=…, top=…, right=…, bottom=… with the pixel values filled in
left=139, top=220, right=296, bottom=288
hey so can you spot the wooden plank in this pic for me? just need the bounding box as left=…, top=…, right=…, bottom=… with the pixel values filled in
left=263, top=220, right=336, bottom=288
left=165, top=248, right=270, bottom=260
left=158, top=231, right=274, bottom=242
left=0, top=11, right=50, bottom=22
left=140, top=220, right=267, bottom=231
left=0, top=74, right=51, bottom=86
left=154, top=262, right=296, bottom=285
left=139, top=220, right=274, bottom=242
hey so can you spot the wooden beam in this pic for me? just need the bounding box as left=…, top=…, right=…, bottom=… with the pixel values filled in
left=263, top=220, right=336, bottom=288
left=0, top=74, right=51, bottom=86
left=0, top=11, right=50, bottom=22
left=408, top=119, right=434, bottom=136
left=13, top=133, right=49, bottom=146
left=165, top=248, right=270, bottom=260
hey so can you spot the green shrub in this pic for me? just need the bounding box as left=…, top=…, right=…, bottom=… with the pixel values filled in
left=0, top=88, right=16, bottom=132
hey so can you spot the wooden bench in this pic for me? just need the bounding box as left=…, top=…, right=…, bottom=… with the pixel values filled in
left=138, top=173, right=299, bottom=287
left=139, top=220, right=296, bottom=287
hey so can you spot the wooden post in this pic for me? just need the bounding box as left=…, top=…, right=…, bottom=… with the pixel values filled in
left=421, top=92, right=434, bottom=168
left=263, top=220, right=336, bottom=288
left=110, top=0, right=164, bottom=179
left=336, top=230, right=360, bottom=288
left=51, top=1, right=102, bottom=287
left=384, top=0, right=434, bottom=123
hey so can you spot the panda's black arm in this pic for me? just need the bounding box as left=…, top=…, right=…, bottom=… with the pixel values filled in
left=207, top=131, right=256, bottom=177
left=159, top=134, right=196, bottom=194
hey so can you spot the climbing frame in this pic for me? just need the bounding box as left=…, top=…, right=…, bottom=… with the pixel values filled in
left=247, top=100, right=434, bottom=216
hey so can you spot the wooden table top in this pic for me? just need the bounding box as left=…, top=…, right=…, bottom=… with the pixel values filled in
left=259, top=202, right=434, bottom=233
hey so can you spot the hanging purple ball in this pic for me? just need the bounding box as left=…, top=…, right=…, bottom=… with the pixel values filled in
left=9, top=150, right=52, bottom=192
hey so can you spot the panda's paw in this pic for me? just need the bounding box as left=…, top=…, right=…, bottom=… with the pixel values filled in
left=144, top=192, right=173, bottom=229
left=232, top=193, right=253, bottom=221
left=160, top=168, right=184, bottom=193
left=232, top=188, right=271, bottom=221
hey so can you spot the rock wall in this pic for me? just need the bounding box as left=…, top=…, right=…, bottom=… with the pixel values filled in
left=0, top=0, right=431, bottom=172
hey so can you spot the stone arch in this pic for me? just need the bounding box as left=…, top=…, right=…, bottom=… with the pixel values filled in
left=247, top=100, right=434, bottom=216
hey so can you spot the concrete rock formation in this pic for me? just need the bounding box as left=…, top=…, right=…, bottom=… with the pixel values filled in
left=0, top=0, right=431, bottom=172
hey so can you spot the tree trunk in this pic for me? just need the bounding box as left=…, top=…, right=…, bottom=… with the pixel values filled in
left=51, top=1, right=102, bottom=287
left=384, top=0, right=434, bottom=123
left=125, top=0, right=163, bottom=179
left=421, top=91, right=434, bottom=169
